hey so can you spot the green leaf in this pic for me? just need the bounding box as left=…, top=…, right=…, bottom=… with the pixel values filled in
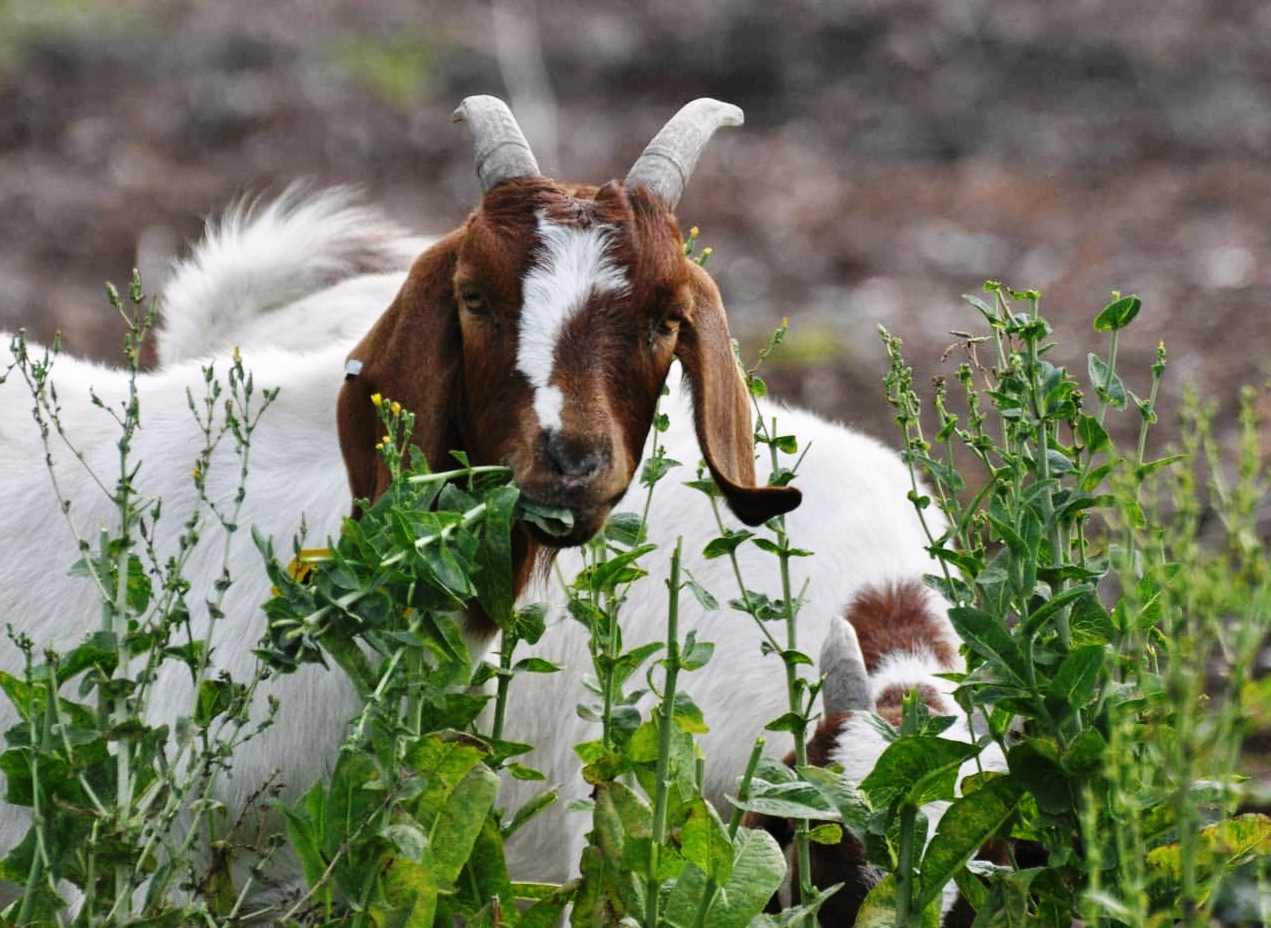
left=663, top=827, right=786, bottom=928
left=682, top=798, right=733, bottom=884
left=513, top=657, right=563, bottom=674
left=808, top=823, right=844, bottom=845
left=475, top=484, right=520, bottom=629
left=859, top=736, right=979, bottom=810
left=672, top=691, right=709, bottom=734
left=1046, top=645, right=1106, bottom=712
left=915, top=775, right=1023, bottom=909
left=194, top=678, right=245, bottom=727
left=1076, top=414, right=1110, bottom=453
left=1087, top=353, right=1126, bottom=408
left=1145, top=813, right=1271, bottom=886
left=947, top=606, right=1031, bottom=687
left=1093, top=294, right=1141, bottom=332
left=703, top=530, right=754, bottom=559
left=1007, top=739, right=1071, bottom=815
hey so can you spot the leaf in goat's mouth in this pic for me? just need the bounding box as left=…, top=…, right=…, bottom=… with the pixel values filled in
left=518, top=499, right=576, bottom=538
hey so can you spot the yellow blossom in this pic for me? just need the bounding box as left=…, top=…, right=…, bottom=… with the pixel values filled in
left=192, top=465, right=202, bottom=481
left=370, top=392, right=383, bottom=407
left=688, top=225, right=700, bottom=239
left=702, top=247, right=713, bottom=258
left=375, top=441, right=384, bottom=451
left=390, top=401, right=402, bottom=416
left=232, top=346, right=241, bottom=363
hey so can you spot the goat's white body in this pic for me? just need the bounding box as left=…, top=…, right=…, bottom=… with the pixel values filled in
left=0, top=191, right=946, bottom=903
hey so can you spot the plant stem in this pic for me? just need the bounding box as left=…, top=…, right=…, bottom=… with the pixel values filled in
left=491, top=631, right=515, bottom=744
left=645, top=537, right=684, bottom=928
left=768, top=422, right=814, bottom=910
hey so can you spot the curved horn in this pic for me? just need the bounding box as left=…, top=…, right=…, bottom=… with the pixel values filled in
left=820, top=619, right=872, bottom=718
left=451, top=95, right=541, bottom=192
left=624, top=98, right=743, bottom=208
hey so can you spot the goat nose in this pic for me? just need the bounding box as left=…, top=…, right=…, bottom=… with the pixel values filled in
left=544, top=431, right=607, bottom=482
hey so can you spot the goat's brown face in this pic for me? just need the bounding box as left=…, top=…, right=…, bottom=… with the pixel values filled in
left=453, top=179, right=690, bottom=546
left=338, top=97, right=800, bottom=561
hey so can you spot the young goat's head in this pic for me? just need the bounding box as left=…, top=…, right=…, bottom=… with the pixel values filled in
left=339, top=96, right=800, bottom=548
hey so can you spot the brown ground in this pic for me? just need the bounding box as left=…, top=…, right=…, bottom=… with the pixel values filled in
left=3, top=0, right=1268, bottom=458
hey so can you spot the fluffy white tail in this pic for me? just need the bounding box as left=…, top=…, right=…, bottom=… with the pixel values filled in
left=155, top=186, right=421, bottom=365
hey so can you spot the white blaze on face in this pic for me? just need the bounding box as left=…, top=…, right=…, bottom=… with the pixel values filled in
left=518, top=212, right=630, bottom=431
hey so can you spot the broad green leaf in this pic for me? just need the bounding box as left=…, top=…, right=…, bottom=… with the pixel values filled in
left=947, top=606, right=1030, bottom=687
left=663, top=827, right=786, bottom=928
left=915, top=775, right=1023, bottom=909
left=1088, top=353, right=1126, bottom=408
left=1046, top=645, right=1105, bottom=712
left=859, top=736, right=979, bottom=810
left=1092, top=294, right=1141, bottom=332
left=682, top=798, right=733, bottom=884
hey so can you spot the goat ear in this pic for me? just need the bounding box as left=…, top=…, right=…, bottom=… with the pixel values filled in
left=337, top=231, right=465, bottom=512
left=676, top=263, right=802, bottom=525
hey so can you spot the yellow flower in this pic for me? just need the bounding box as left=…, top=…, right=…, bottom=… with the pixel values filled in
left=192, top=465, right=202, bottom=481
left=375, top=441, right=385, bottom=451
left=702, top=247, right=713, bottom=258
left=390, top=401, right=402, bottom=416
left=370, top=392, right=383, bottom=407
left=688, top=225, right=700, bottom=239
left=232, top=346, right=241, bottom=363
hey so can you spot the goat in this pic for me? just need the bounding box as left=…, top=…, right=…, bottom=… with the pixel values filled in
left=741, top=581, right=1021, bottom=925
left=0, top=96, right=798, bottom=902
left=151, top=210, right=955, bottom=893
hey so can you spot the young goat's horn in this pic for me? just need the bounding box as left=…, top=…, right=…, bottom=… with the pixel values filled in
left=820, top=618, right=872, bottom=718
left=452, top=95, right=541, bottom=193
left=624, top=98, right=743, bottom=209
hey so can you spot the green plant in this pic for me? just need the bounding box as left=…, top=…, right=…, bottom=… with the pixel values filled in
left=866, top=283, right=1270, bottom=925
left=0, top=274, right=281, bottom=925
left=257, top=395, right=568, bottom=927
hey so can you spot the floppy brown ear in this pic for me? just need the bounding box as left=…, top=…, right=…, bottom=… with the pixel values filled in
left=676, top=263, right=802, bottom=525
left=337, top=230, right=466, bottom=512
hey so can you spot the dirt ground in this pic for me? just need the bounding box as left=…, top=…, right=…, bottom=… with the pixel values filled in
left=3, top=1, right=1269, bottom=457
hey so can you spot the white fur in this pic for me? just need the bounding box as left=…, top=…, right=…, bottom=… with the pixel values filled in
left=825, top=625, right=1007, bottom=919
left=0, top=189, right=949, bottom=909
left=518, top=214, right=629, bottom=431
left=156, top=185, right=428, bottom=366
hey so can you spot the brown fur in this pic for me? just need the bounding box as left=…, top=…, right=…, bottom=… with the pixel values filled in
left=336, top=174, right=800, bottom=634
left=847, top=579, right=957, bottom=673
left=745, top=581, right=975, bottom=924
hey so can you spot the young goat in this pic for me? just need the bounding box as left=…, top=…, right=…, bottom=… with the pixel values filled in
left=743, top=583, right=1022, bottom=925
left=0, top=97, right=796, bottom=901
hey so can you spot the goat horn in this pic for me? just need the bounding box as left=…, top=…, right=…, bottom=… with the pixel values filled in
left=452, top=95, right=541, bottom=193
left=820, top=619, right=872, bottom=718
left=624, top=98, right=743, bottom=209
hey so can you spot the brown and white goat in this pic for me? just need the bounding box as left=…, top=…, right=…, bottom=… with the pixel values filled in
left=745, top=580, right=1017, bottom=925
left=337, top=96, right=800, bottom=629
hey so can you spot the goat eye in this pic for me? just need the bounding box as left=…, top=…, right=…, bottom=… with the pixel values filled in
left=459, top=288, right=489, bottom=315
left=654, top=315, right=681, bottom=339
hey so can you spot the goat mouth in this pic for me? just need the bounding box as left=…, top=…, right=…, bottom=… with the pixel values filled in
left=517, top=493, right=612, bottom=548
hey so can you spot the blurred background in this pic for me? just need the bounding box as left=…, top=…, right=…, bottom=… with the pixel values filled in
left=1, top=0, right=1269, bottom=453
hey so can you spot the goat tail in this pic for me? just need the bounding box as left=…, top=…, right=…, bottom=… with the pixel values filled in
left=154, top=184, right=421, bottom=366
